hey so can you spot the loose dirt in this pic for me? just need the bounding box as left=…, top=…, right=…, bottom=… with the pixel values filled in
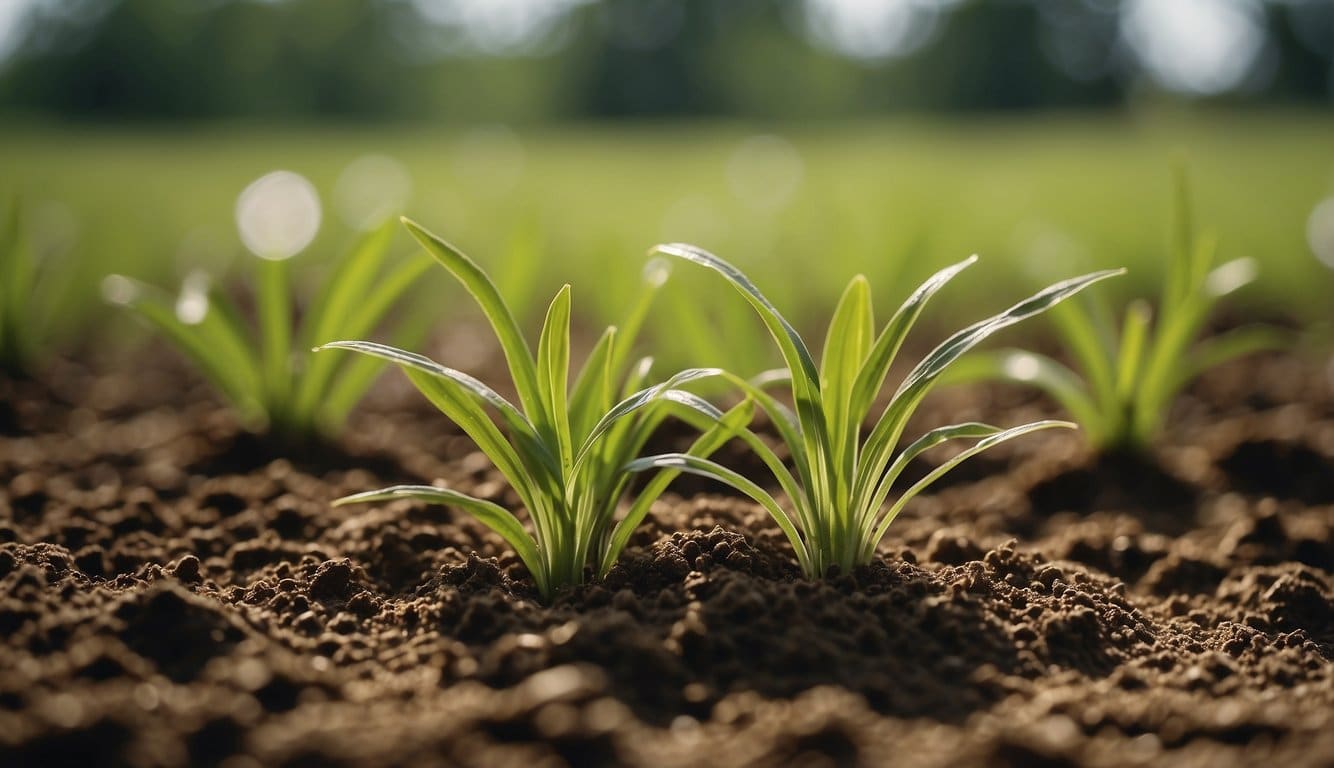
left=2, top=350, right=1331, bottom=767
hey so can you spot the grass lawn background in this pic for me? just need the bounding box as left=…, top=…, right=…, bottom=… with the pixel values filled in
left=3, top=111, right=1332, bottom=371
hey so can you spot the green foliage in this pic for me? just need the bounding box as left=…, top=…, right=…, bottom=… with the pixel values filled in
left=0, top=198, right=37, bottom=375
left=107, top=220, right=429, bottom=440
left=629, top=245, right=1121, bottom=577
left=322, top=219, right=738, bottom=600
left=947, top=171, right=1288, bottom=452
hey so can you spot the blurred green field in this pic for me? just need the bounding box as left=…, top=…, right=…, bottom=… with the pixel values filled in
left=3, top=112, right=1332, bottom=372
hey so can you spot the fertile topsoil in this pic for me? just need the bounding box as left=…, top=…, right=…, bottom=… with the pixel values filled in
left=1, top=345, right=1332, bottom=768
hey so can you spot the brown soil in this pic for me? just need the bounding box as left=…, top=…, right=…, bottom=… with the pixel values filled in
left=1, top=350, right=1332, bottom=767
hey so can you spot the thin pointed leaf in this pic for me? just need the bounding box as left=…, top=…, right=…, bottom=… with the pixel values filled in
left=1049, top=295, right=1118, bottom=412
left=537, top=285, right=573, bottom=470
left=300, top=219, right=396, bottom=354
left=316, top=340, right=558, bottom=478
left=822, top=275, right=873, bottom=475
left=1114, top=300, right=1152, bottom=404
left=623, top=356, right=654, bottom=398
left=1180, top=325, right=1289, bottom=389
left=572, top=367, right=723, bottom=475
left=895, top=268, right=1125, bottom=402
left=292, top=223, right=407, bottom=417
left=1164, top=164, right=1195, bottom=314
left=655, top=243, right=835, bottom=526
left=865, top=421, right=1075, bottom=560
left=401, top=217, right=545, bottom=420
left=319, top=298, right=435, bottom=431
left=859, top=421, right=1001, bottom=532
left=123, top=296, right=261, bottom=420
left=848, top=256, right=977, bottom=423
left=192, top=290, right=264, bottom=403
left=855, top=268, right=1122, bottom=510
left=655, top=244, right=819, bottom=388
left=1136, top=325, right=1291, bottom=444
left=256, top=257, right=292, bottom=411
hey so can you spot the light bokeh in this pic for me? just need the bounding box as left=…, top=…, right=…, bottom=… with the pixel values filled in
left=234, top=171, right=322, bottom=261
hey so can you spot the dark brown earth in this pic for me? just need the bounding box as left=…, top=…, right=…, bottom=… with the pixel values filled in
left=1, top=348, right=1332, bottom=767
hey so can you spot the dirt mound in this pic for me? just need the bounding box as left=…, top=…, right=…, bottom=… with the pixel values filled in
left=1, top=352, right=1331, bottom=767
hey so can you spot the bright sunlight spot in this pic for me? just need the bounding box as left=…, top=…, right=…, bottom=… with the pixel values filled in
left=1003, top=352, right=1042, bottom=381
left=99, top=274, right=140, bottom=307
left=235, top=171, right=322, bottom=261
left=410, top=0, right=590, bottom=55
left=1307, top=197, right=1334, bottom=270
left=801, top=0, right=959, bottom=61
left=174, top=271, right=211, bottom=326
left=1121, top=0, right=1267, bottom=96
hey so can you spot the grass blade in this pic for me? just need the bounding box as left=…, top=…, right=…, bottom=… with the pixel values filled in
left=855, top=268, right=1121, bottom=511
left=123, top=294, right=260, bottom=419
left=653, top=243, right=821, bottom=390
left=864, top=420, right=1075, bottom=560
left=300, top=219, right=396, bottom=354
left=319, top=299, right=435, bottom=431
left=859, top=421, right=1001, bottom=532
left=316, top=340, right=558, bottom=476
left=293, top=221, right=397, bottom=415
left=401, top=217, right=545, bottom=420
left=848, top=256, right=977, bottom=423
left=537, top=285, right=574, bottom=470
left=895, top=268, right=1125, bottom=404
left=1049, top=295, right=1118, bottom=412
left=655, top=243, right=835, bottom=528
left=256, top=257, right=292, bottom=411
left=1180, top=325, right=1289, bottom=389
left=1114, top=299, right=1152, bottom=404
left=822, top=275, right=873, bottom=474
left=572, top=367, right=723, bottom=475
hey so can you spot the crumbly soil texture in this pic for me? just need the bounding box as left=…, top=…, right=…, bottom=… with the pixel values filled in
left=2, top=349, right=1333, bottom=768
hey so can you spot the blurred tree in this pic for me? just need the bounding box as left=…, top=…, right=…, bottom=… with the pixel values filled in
left=0, top=0, right=1328, bottom=121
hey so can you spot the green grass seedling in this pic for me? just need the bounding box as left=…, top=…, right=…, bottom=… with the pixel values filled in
left=321, top=219, right=742, bottom=601
left=629, top=245, right=1121, bottom=577
left=946, top=171, right=1287, bottom=452
left=106, top=220, right=430, bottom=440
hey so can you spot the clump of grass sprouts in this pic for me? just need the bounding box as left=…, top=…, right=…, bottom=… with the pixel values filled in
left=947, top=170, right=1287, bottom=453
left=106, top=174, right=429, bottom=441
left=629, top=245, right=1122, bottom=577
left=321, top=219, right=742, bottom=600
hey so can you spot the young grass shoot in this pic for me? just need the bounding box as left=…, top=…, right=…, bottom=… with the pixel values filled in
left=629, top=245, right=1122, bottom=577
left=106, top=172, right=430, bottom=440
left=320, top=219, right=745, bottom=600
left=946, top=171, right=1287, bottom=452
